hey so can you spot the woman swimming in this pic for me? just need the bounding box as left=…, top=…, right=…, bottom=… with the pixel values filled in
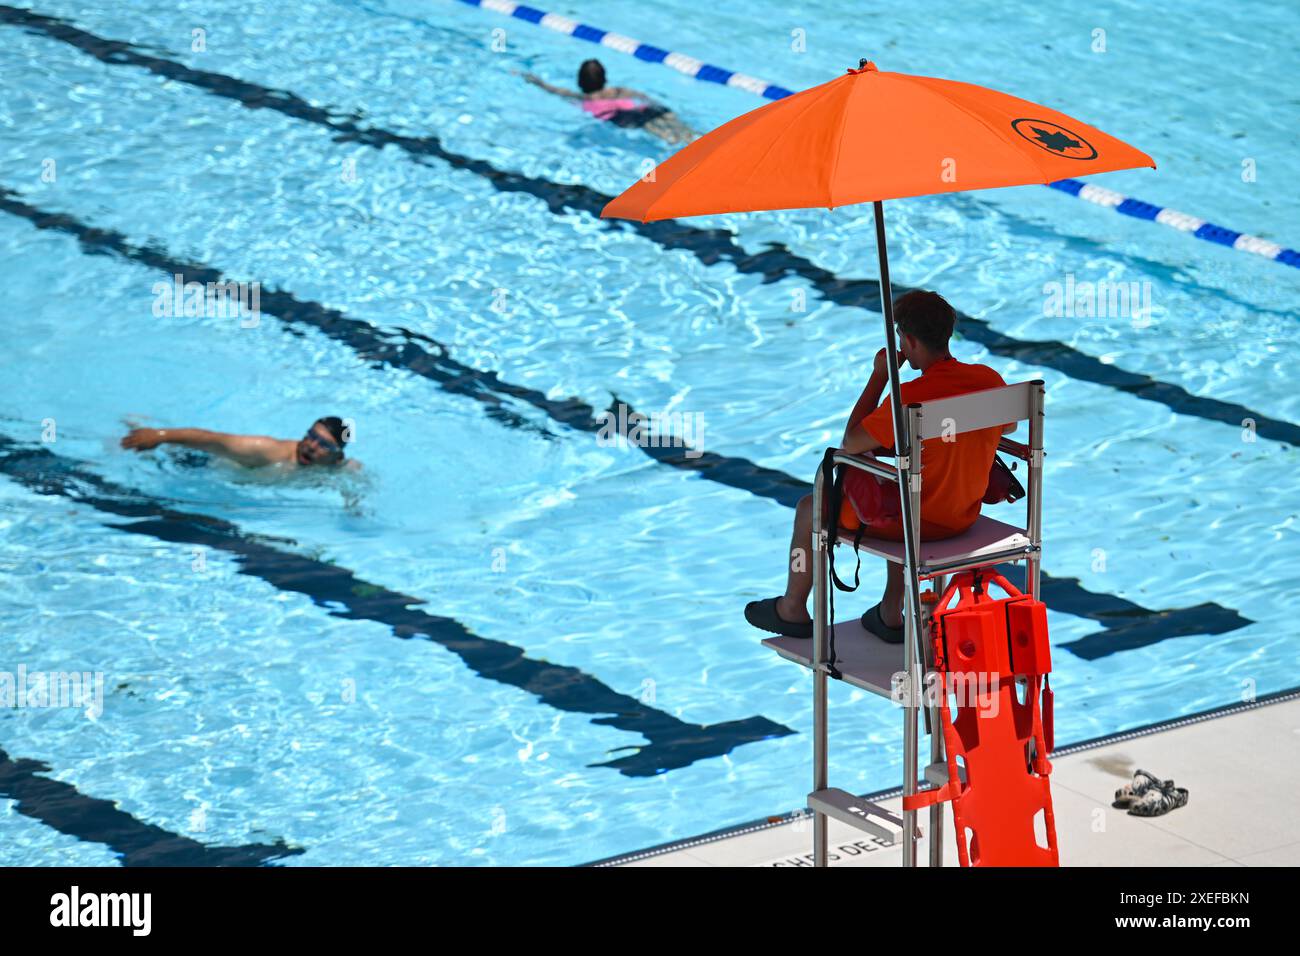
left=524, top=59, right=697, bottom=145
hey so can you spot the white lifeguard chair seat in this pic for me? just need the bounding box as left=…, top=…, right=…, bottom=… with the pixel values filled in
left=843, top=515, right=1032, bottom=571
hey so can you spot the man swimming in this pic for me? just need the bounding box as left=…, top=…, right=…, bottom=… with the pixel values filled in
left=524, top=59, right=697, bottom=145
left=121, top=417, right=354, bottom=469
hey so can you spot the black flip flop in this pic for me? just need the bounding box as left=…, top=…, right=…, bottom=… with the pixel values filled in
left=1128, top=783, right=1189, bottom=817
left=1114, top=769, right=1172, bottom=807
left=744, top=597, right=812, bottom=640
left=861, top=603, right=905, bottom=644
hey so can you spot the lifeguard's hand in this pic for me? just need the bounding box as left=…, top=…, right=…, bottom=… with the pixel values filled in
left=872, top=347, right=904, bottom=378
left=121, top=428, right=164, bottom=451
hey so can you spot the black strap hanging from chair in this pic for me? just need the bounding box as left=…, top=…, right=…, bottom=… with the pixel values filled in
left=818, top=449, right=871, bottom=680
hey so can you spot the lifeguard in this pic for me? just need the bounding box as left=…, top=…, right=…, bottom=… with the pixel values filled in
left=745, top=290, right=1013, bottom=643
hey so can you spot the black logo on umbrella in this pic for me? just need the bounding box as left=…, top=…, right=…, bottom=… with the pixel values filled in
left=1010, top=118, right=1098, bottom=160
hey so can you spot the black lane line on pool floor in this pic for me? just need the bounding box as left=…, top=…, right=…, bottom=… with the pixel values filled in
left=0, top=186, right=1251, bottom=657
left=3, top=4, right=1297, bottom=449
left=0, top=744, right=304, bottom=866
left=0, top=436, right=792, bottom=777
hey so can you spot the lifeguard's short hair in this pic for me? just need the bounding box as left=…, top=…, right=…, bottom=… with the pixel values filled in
left=893, top=290, right=956, bottom=352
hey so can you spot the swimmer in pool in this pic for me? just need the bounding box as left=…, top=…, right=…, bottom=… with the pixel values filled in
left=121, top=416, right=356, bottom=469
left=524, top=58, right=698, bottom=145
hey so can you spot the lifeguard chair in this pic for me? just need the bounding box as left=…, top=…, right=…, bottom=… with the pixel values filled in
left=763, top=377, right=1048, bottom=867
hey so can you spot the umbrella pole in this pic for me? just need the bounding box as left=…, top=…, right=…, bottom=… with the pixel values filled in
left=873, top=200, right=924, bottom=867
left=811, top=460, right=829, bottom=867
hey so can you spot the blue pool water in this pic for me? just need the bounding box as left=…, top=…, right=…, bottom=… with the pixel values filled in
left=0, top=0, right=1297, bottom=866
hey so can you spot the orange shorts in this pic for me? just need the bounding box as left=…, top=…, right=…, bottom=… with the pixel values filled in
left=839, top=467, right=902, bottom=538
left=838, top=468, right=969, bottom=542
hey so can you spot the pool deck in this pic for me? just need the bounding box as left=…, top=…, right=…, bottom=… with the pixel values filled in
left=611, top=695, right=1300, bottom=867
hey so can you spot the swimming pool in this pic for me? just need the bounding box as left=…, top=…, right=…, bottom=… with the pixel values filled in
left=0, top=0, right=1296, bottom=866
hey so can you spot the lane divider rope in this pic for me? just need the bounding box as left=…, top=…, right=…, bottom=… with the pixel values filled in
left=457, top=0, right=793, bottom=98
left=1049, top=179, right=1299, bottom=268
left=455, top=0, right=1299, bottom=270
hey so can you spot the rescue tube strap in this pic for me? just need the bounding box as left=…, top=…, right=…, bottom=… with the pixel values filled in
left=901, top=780, right=961, bottom=811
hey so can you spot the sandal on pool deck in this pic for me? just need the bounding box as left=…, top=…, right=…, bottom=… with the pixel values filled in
left=1114, top=768, right=1173, bottom=807
left=1127, top=783, right=1189, bottom=818
left=861, top=603, right=905, bottom=645
left=744, top=597, right=812, bottom=640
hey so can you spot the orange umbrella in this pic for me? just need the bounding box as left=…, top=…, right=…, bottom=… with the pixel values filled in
left=602, top=60, right=1154, bottom=219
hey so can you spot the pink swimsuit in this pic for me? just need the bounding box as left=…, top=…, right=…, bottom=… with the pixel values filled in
left=582, top=97, right=644, bottom=121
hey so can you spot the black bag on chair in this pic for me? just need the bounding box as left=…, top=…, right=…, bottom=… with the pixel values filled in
left=983, top=454, right=1024, bottom=505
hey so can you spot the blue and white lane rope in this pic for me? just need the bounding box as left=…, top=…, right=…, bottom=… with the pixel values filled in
left=457, top=0, right=1299, bottom=269
left=456, top=0, right=793, bottom=99
left=1048, top=180, right=1299, bottom=268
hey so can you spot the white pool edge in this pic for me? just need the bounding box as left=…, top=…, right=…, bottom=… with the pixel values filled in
left=586, top=684, right=1300, bottom=867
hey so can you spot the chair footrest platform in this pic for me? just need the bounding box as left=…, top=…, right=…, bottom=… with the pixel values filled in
left=807, top=788, right=904, bottom=844
left=763, top=620, right=905, bottom=698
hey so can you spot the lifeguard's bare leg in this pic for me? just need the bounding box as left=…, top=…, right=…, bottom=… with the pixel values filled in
left=881, top=561, right=905, bottom=628
left=783, top=494, right=905, bottom=627
left=777, top=494, right=814, bottom=623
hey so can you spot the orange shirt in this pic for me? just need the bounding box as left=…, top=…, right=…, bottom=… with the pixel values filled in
left=858, top=357, right=1007, bottom=538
